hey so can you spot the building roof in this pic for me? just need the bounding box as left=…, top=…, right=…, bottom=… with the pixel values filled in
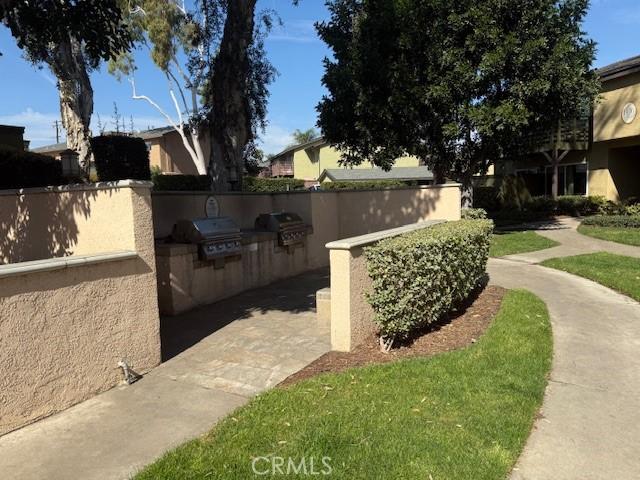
left=271, top=137, right=327, bottom=160
left=31, top=126, right=177, bottom=153
left=597, top=55, right=640, bottom=82
left=320, top=166, right=434, bottom=183
left=31, top=142, right=66, bottom=154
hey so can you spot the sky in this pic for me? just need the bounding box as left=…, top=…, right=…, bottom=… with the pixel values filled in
left=0, top=0, right=639, bottom=153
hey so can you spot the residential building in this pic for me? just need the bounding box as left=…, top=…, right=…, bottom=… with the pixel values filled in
left=0, top=124, right=28, bottom=151
left=504, top=55, right=640, bottom=201
left=270, top=137, right=423, bottom=187
left=32, top=127, right=208, bottom=175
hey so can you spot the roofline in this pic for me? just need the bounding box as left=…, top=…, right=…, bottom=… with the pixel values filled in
left=320, top=167, right=434, bottom=182
left=597, top=55, right=640, bottom=82
left=271, top=136, right=327, bottom=160
left=0, top=124, right=25, bottom=133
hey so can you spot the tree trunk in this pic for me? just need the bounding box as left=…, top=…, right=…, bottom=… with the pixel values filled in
left=460, top=174, right=474, bottom=208
left=208, top=0, right=257, bottom=192
left=51, top=36, right=94, bottom=175
left=551, top=158, right=559, bottom=199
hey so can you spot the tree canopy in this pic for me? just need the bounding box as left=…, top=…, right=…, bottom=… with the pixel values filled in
left=291, top=127, right=319, bottom=145
left=317, top=0, right=599, bottom=192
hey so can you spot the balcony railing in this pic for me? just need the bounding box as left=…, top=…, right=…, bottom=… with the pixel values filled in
left=519, top=115, right=590, bottom=153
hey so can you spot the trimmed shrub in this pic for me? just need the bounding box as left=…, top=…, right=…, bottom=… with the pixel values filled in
left=243, top=176, right=305, bottom=192
left=153, top=174, right=212, bottom=191
left=626, top=204, right=640, bottom=216
left=0, top=148, right=63, bottom=189
left=461, top=207, right=488, bottom=219
left=555, top=195, right=607, bottom=216
left=581, top=215, right=640, bottom=228
left=364, top=219, right=493, bottom=341
left=91, top=135, right=150, bottom=181
left=321, top=180, right=414, bottom=190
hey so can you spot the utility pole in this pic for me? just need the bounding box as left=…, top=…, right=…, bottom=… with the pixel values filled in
left=53, top=120, right=60, bottom=143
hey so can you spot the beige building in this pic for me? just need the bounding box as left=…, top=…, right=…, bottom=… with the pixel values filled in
left=33, top=127, right=206, bottom=175
left=505, top=55, right=640, bottom=201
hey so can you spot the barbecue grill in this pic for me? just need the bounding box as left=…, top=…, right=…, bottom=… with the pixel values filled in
left=172, top=217, right=242, bottom=261
left=254, top=212, right=311, bottom=247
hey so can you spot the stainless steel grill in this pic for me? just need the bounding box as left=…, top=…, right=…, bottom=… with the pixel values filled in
left=254, top=212, right=311, bottom=247
left=172, top=217, right=242, bottom=261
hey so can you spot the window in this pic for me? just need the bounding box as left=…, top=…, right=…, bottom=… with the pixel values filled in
left=545, top=163, right=587, bottom=196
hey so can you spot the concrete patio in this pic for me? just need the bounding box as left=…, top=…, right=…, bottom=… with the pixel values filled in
left=0, top=269, right=330, bottom=480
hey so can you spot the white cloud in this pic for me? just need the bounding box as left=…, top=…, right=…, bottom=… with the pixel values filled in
left=256, top=124, right=294, bottom=155
left=0, top=108, right=168, bottom=148
left=0, top=108, right=61, bottom=147
left=267, top=19, right=319, bottom=43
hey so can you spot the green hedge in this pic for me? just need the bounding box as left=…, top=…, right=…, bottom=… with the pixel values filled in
left=321, top=180, right=414, bottom=190
left=364, top=219, right=493, bottom=341
left=153, top=174, right=212, bottom=191
left=461, top=208, right=488, bottom=220
left=91, top=135, right=150, bottom=181
left=0, top=148, right=63, bottom=189
left=581, top=215, right=640, bottom=228
left=243, top=177, right=305, bottom=192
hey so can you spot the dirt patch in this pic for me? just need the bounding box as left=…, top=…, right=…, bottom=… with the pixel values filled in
left=280, top=285, right=507, bottom=387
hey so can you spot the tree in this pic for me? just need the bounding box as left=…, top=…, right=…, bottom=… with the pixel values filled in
left=317, top=0, right=599, bottom=203
left=291, top=128, right=319, bottom=145
left=1, top=1, right=131, bottom=172
left=112, top=0, right=223, bottom=175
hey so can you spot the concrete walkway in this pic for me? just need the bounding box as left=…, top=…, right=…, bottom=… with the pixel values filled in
left=490, top=217, right=640, bottom=479
left=0, top=270, right=330, bottom=480
left=502, top=216, right=640, bottom=263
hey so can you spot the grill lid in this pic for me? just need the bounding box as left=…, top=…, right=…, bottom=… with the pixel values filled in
left=173, top=216, right=240, bottom=244
left=255, top=212, right=304, bottom=232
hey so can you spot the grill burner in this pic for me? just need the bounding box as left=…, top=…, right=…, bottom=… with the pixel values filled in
left=254, top=212, right=311, bottom=247
left=172, top=217, right=242, bottom=261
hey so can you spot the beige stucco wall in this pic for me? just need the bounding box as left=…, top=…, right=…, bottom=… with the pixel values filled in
left=152, top=184, right=461, bottom=268
left=0, top=182, right=160, bottom=436
left=594, top=72, right=640, bottom=143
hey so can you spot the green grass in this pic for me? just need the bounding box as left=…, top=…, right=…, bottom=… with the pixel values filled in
left=490, top=231, right=559, bottom=257
left=135, top=290, right=552, bottom=480
left=542, top=252, right=640, bottom=302
left=577, top=224, right=640, bottom=247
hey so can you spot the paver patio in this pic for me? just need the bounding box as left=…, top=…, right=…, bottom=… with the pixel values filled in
left=0, top=269, right=330, bottom=480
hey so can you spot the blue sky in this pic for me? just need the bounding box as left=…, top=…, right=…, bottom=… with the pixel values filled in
left=0, top=0, right=638, bottom=153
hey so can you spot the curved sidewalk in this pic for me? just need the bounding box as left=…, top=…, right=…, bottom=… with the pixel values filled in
left=501, top=216, right=640, bottom=263
left=489, top=258, right=640, bottom=479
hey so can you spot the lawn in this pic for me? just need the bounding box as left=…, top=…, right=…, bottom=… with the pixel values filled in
left=577, top=224, right=640, bottom=247
left=135, top=290, right=552, bottom=480
left=490, top=231, right=559, bottom=257
left=542, top=252, right=640, bottom=302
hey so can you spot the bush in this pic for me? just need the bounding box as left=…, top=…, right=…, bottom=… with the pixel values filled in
left=555, top=195, right=607, bottom=216
left=321, top=180, right=414, bottom=190
left=91, top=135, right=150, bottom=181
left=626, top=204, right=640, bottom=216
left=364, top=219, right=493, bottom=341
left=153, top=173, right=212, bottom=191
left=498, top=175, right=532, bottom=210
left=461, top=208, right=488, bottom=219
left=0, top=148, right=63, bottom=189
left=243, top=176, right=305, bottom=192
left=581, top=215, right=640, bottom=228
left=473, top=186, right=500, bottom=212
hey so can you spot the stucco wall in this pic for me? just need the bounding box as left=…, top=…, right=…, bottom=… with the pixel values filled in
left=0, top=182, right=160, bottom=436
left=594, top=72, right=640, bottom=143
left=152, top=184, right=461, bottom=268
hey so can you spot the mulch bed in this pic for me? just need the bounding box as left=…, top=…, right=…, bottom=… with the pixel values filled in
left=280, top=285, right=507, bottom=387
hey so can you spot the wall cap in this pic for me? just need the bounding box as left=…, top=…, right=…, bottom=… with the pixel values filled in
left=0, top=250, right=138, bottom=279
left=151, top=183, right=462, bottom=197
left=326, top=220, right=446, bottom=251
left=0, top=180, right=153, bottom=197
